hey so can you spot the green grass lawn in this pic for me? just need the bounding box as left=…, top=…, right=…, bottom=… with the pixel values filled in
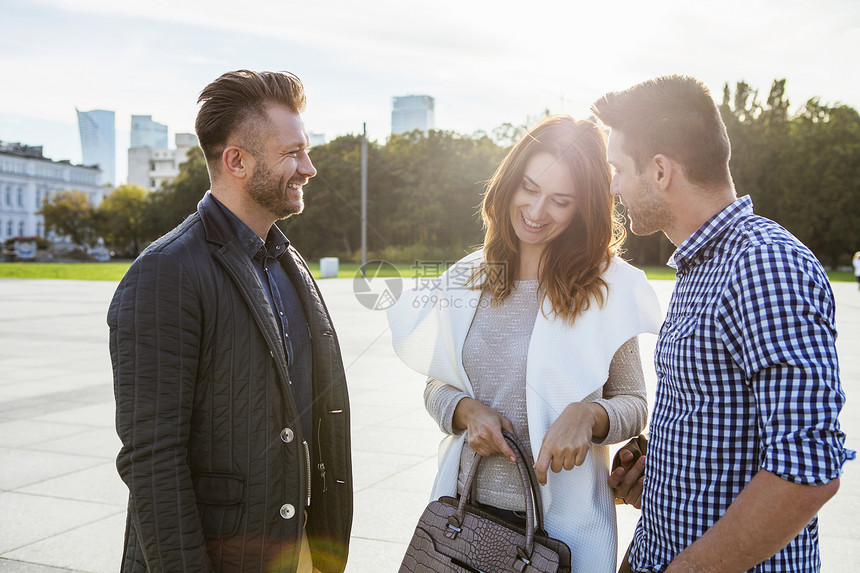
left=0, top=261, right=854, bottom=282
left=0, top=261, right=421, bottom=281
left=0, top=262, right=135, bottom=281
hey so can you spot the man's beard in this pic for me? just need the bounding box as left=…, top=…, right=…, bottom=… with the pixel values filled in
left=246, top=159, right=304, bottom=219
left=624, top=179, right=672, bottom=237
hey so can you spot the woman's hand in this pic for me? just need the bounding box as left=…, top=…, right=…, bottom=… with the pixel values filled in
left=534, top=402, right=608, bottom=485
left=452, top=397, right=517, bottom=462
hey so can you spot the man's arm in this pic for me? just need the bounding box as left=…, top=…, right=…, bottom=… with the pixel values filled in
left=674, top=243, right=851, bottom=572
left=109, top=252, right=210, bottom=571
left=667, top=471, right=838, bottom=572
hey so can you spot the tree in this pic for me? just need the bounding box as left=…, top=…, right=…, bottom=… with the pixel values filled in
left=781, top=101, right=860, bottom=266
left=96, top=184, right=148, bottom=257
left=280, top=134, right=374, bottom=258
left=280, top=130, right=506, bottom=262
left=377, top=129, right=506, bottom=261
left=491, top=122, right=527, bottom=148
left=721, top=79, right=860, bottom=267
left=38, top=189, right=98, bottom=247
left=86, top=93, right=856, bottom=268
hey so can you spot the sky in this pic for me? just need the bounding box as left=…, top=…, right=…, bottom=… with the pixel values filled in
left=1, top=0, right=858, bottom=184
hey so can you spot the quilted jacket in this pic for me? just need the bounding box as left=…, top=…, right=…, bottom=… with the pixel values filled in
left=108, top=192, right=353, bottom=572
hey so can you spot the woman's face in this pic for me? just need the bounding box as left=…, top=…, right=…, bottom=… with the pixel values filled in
left=508, top=151, right=578, bottom=254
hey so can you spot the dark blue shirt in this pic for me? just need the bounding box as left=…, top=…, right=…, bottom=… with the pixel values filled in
left=210, top=194, right=314, bottom=450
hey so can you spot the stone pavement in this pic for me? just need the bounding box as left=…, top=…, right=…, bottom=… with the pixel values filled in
left=0, top=277, right=858, bottom=572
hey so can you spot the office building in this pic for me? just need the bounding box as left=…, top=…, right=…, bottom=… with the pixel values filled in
left=130, top=115, right=168, bottom=149
left=76, top=108, right=115, bottom=186
left=391, top=95, right=435, bottom=135
left=128, top=133, right=199, bottom=191
left=0, top=140, right=103, bottom=241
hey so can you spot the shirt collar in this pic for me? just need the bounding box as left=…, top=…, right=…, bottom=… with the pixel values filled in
left=209, top=194, right=291, bottom=260
left=668, top=195, right=753, bottom=270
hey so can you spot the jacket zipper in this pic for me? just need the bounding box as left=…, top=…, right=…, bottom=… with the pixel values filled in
left=302, top=440, right=311, bottom=506
left=316, top=417, right=327, bottom=493
left=316, top=330, right=335, bottom=494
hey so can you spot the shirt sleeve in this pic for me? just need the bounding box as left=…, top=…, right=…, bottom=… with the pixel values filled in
left=592, top=336, right=648, bottom=446
left=716, top=242, right=855, bottom=485
left=424, top=377, right=469, bottom=435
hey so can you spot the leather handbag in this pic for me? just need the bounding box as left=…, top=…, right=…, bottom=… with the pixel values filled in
left=399, top=431, right=571, bottom=573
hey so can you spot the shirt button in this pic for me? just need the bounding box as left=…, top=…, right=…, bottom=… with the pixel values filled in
left=279, top=311, right=284, bottom=316
left=280, top=504, right=296, bottom=519
left=280, top=427, right=294, bottom=443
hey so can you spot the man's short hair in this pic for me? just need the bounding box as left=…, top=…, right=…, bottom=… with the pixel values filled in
left=195, top=70, right=306, bottom=171
left=591, top=75, right=732, bottom=188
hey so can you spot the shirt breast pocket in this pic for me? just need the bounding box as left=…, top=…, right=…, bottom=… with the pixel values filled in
left=657, top=315, right=702, bottom=393
left=665, top=316, right=699, bottom=341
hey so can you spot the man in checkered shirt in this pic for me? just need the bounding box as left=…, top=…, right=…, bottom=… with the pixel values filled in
left=594, top=76, right=854, bottom=572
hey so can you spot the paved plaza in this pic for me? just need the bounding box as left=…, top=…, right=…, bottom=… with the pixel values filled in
left=0, top=277, right=858, bottom=572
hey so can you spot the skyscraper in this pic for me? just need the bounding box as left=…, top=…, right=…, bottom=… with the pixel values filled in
left=76, top=108, right=115, bottom=186
left=391, top=95, right=435, bottom=135
left=130, top=115, right=168, bottom=149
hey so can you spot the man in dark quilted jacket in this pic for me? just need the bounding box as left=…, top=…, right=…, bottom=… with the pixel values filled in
left=108, top=70, right=352, bottom=573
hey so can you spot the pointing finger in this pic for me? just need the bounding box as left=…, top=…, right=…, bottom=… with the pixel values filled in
left=534, top=449, right=551, bottom=486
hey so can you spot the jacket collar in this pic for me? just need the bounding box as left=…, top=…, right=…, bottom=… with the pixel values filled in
left=197, top=190, right=290, bottom=251
left=198, top=191, right=235, bottom=247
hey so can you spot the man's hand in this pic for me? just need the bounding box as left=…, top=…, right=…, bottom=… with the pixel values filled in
left=452, top=398, right=517, bottom=461
left=609, top=447, right=646, bottom=508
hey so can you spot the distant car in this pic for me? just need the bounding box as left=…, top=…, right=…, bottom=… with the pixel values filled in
left=89, top=246, right=111, bottom=262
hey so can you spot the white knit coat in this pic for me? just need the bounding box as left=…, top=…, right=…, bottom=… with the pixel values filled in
left=387, top=252, right=662, bottom=572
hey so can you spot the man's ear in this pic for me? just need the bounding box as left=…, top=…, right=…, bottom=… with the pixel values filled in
left=221, top=146, right=250, bottom=179
left=651, top=154, right=676, bottom=192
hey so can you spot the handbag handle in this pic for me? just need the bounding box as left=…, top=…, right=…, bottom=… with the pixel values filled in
left=457, top=431, right=546, bottom=561
left=502, top=431, right=549, bottom=536
left=468, top=431, right=548, bottom=535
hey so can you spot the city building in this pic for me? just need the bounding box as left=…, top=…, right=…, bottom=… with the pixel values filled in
left=391, top=95, right=435, bottom=135
left=76, top=108, right=115, bottom=186
left=0, top=140, right=104, bottom=241
left=127, top=133, right=198, bottom=191
left=130, top=115, right=168, bottom=149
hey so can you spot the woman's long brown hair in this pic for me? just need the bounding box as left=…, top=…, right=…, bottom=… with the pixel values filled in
left=477, top=115, right=624, bottom=322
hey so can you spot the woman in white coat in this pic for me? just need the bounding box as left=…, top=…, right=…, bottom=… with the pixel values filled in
left=387, top=115, right=661, bottom=572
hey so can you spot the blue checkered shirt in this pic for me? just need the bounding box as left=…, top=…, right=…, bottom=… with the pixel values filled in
left=630, top=195, right=855, bottom=572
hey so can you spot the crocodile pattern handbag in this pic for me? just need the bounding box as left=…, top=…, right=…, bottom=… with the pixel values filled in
left=399, top=432, right=571, bottom=573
